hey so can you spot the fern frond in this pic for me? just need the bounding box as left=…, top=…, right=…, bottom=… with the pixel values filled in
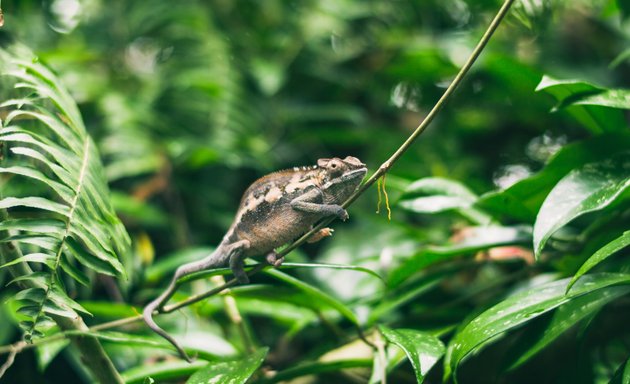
left=0, top=47, right=130, bottom=341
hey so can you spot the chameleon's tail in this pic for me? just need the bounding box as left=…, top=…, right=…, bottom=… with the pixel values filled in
left=142, top=275, right=193, bottom=363
left=142, top=248, right=227, bottom=362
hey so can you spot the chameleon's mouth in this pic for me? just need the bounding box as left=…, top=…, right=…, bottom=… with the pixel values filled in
left=341, top=167, right=368, bottom=182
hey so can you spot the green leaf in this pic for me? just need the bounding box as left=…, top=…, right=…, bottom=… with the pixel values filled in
left=0, top=197, right=70, bottom=216
left=567, top=231, right=630, bottom=292
left=609, top=355, right=630, bottom=384
left=186, top=347, right=268, bottom=384
left=404, top=177, right=478, bottom=200
left=264, top=268, right=360, bottom=325
left=229, top=292, right=318, bottom=328
left=279, top=262, right=385, bottom=283
left=379, top=326, right=445, bottom=383
left=35, top=337, right=69, bottom=371
left=399, top=195, right=472, bottom=213
left=1, top=46, right=131, bottom=339
left=0, top=253, right=55, bottom=269
left=369, top=277, right=443, bottom=325
left=121, top=361, right=207, bottom=384
left=478, top=133, right=630, bottom=221
left=567, top=89, right=630, bottom=109
left=507, top=286, right=630, bottom=370
left=536, top=76, right=627, bottom=133
left=533, top=154, right=630, bottom=258
left=257, top=359, right=372, bottom=384
left=399, top=177, right=490, bottom=224
left=0, top=218, right=66, bottom=235
left=444, top=273, right=630, bottom=382
left=389, top=225, right=531, bottom=286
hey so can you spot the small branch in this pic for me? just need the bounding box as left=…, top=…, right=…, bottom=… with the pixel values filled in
left=0, top=342, right=20, bottom=379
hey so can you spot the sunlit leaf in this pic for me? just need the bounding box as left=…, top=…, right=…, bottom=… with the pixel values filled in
left=444, top=273, right=630, bottom=382
left=567, top=89, right=630, bottom=109
left=567, top=231, right=630, bottom=292
left=0, top=253, right=55, bottom=269
left=399, top=177, right=490, bottom=224
left=533, top=154, right=630, bottom=258
left=379, top=325, right=444, bottom=383
left=507, top=286, right=630, bottom=370
left=536, top=76, right=627, bottom=133
left=478, top=133, right=630, bottom=221
left=186, top=347, right=268, bottom=384
left=404, top=177, right=478, bottom=199
left=121, top=361, right=206, bottom=384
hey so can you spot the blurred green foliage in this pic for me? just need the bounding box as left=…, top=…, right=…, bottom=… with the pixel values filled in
left=0, top=0, right=629, bottom=383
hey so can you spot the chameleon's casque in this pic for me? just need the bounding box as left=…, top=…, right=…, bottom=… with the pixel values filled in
left=144, top=156, right=367, bottom=361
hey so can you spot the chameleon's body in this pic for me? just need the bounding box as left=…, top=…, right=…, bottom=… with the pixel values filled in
left=143, top=156, right=367, bottom=361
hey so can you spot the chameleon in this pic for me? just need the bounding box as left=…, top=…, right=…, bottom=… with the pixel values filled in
left=143, top=156, right=368, bottom=361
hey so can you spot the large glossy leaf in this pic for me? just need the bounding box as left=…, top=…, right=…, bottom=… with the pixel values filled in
left=567, top=231, right=630, bottom=292
left=444, top=273, right=630, bottom=382
left=533, top=154, right=630, bottom=258
left=536, top=76, right=627, bottom=133
left=478, top=133, right=630, bottom=221
left=507, top=286, right=630, bottom=370
left=186, top=347, right=268, bottom=384
left=379, top=326, right=445, bottom=383
left=0, top=47, right=130, bottom=340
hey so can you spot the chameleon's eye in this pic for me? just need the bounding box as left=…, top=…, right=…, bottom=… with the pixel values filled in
left=328, top=161, right=343, bottom=177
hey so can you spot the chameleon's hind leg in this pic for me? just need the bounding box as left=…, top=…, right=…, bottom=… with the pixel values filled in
left=227, top=240, right=251, bottom=284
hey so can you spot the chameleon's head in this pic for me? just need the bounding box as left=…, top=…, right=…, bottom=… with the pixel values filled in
left=317, top=156, right=367, bottom=202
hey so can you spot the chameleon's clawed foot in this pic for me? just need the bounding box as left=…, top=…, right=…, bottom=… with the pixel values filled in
left=233, top=268, right=250, bottom=284
left=228, top=240, right=251, bottom=284
left=336, top=207, right=349, bottom=221
left=266, top=251, right=285, bottom=267
left=307, top=227, right=334, bottom=243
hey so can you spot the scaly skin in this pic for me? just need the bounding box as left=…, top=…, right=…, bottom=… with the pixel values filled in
left=143, top=156, right=367, bottom=361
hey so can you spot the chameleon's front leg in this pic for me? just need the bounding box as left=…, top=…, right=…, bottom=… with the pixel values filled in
left=290, top=189, right=349, bottom=220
